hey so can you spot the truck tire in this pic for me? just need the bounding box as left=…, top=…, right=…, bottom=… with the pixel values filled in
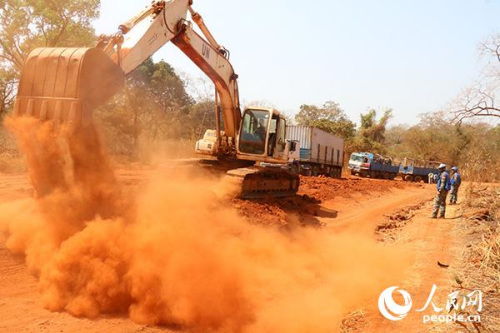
left=414, top=176, right=422, bottom=183
left=312, top=165, right=319, bottom=177
left=404, top=175, right=413, bottom=182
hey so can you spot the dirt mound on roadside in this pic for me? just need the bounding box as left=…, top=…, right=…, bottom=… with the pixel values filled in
left=299, top=176, right=422, bottom=202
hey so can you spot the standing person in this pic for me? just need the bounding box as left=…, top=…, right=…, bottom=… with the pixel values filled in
left=449, top=166, right=462, bottom=205
left=432, top=163, right=451, bottom=219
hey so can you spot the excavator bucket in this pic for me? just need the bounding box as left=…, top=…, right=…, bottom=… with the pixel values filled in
left=14, top=48, right=125, bottom=128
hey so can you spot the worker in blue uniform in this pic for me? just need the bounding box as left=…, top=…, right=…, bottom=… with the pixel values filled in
left=431, top=163, right=451, bottom=219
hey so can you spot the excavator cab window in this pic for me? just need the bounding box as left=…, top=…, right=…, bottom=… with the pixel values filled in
left=239, top=109, right=270, bottom=155
left=276, top=117, right=286, bottom=153
left=268, top=117, right=277, bottom=156
left=267, top=115, right=286, bottom=156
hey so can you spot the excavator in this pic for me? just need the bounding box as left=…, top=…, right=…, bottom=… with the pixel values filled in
left=13, top=0, right=299, bottom=198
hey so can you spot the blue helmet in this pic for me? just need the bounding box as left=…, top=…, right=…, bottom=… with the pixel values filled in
left=451, top=166, right=458, bottom=172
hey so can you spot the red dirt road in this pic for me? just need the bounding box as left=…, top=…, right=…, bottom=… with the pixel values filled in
left=0, top=173, right=442, bottom=332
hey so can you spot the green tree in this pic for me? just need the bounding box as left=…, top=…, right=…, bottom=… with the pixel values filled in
left=96, top=58, right=197, bottom=158
left=0, top=0, right=100, bottom=118
left=385, top=124, right=410, bottom=157
left=295, top=101, right=356, bottom=139
left=352, top=108, right=393, bottom=153
left=0, top=0, right=99, bottom=70
left=188, top=100, right=217, bottom=139
left=360, top=108, right=392, bottom=142
left=0, top=68, right=15, bottom=119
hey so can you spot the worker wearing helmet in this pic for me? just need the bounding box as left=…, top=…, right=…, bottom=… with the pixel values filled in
left=432, top=163, right=451, bottom=219
left=449, top=166, right=462, bottom=205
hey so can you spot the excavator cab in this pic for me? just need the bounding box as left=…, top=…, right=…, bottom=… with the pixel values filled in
left=238, top=107, right=290, bottom=162
left=13, top=48, right=125, bottom=129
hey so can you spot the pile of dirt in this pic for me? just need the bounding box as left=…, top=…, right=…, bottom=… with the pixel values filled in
left=231, top=194, right=322, bottom=227
left=298, top=175, right=421, bottom=202
left=230, top=176, right=426, bottom=227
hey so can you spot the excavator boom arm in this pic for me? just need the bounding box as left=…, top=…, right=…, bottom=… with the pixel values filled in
left=15, top=0, right=241, bottom=140
left=172, top=23, right=240, bottom=138
left=103, top=0, right=240, bottom=138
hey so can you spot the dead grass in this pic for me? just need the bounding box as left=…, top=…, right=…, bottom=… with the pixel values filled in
left=339, top=308, right=367, bottom=333
left=0, top=128, right=25, bottom=173
left=450, top=185, right=500, bottom=332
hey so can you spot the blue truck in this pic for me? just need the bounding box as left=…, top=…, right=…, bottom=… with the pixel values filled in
left=348, top=152, right=399, bottom=179
left=348, top=153, right=441, bottom=182
left=399, top=158, right=440, bottom=182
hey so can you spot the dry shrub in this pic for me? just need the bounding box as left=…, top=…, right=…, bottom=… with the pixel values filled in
left=0, top=125, right=26, bottom=173
left=481, top=233, right=500, bottom=274
left=457, top=187, right=500, bottom=332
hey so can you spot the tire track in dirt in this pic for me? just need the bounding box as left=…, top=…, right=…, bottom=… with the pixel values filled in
left=354, top=198, right=465, bottom=333
left=322, top=186, right=434, bottom=235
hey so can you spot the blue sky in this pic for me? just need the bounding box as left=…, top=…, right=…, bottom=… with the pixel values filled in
left=94, top=0, right=500, bottom=126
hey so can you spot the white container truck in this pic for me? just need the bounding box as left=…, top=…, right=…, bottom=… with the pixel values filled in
left=286, top=125, right=344, bottom=178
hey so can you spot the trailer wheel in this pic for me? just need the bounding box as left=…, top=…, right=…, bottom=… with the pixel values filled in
left=312, top=165, right=319, bottom=176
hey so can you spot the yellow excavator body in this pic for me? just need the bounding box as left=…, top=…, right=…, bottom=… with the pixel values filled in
left=11, top=1, right=300, bottom=199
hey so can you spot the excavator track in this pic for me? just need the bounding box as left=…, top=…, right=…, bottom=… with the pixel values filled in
left=226, top=167, right=299, bottom=199
left=161, top=160, right=300, bottom=199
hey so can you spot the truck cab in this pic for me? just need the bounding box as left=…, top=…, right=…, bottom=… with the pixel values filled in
left=348, top=152, right=372, bottom=175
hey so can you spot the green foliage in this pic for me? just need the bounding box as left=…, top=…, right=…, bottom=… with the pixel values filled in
left=0, top=0, right=99, bottom=119
left=382, top=112, right=500, bottom=180
left=96, top=58, right=213, bottom=160
left=0, top=67, right=15, bottom=119
left=295, top=101, right=356, bottom=139
left=0, top=0, right=99, bottom=71
left=354, top=108, right=393, bottom=153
